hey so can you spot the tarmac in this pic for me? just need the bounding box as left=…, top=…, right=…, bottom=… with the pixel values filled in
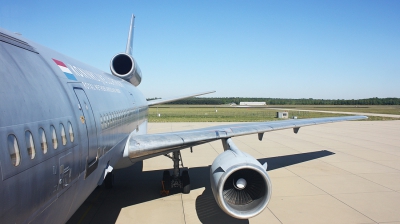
left=68, top=120, right=400, bottom=224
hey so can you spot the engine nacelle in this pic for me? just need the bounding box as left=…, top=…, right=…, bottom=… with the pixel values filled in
left=210, top=139, right=272, bottom=219
left=110, top=53, right=142, bottom=86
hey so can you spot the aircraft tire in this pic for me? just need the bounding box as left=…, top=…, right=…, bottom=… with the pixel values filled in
left=105, top=172, right=114, bottom=189
left=182, top=170, right=190, bottom=194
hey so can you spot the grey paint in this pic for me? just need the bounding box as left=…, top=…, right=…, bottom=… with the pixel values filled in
left=126, top=115, right=367, bottom=160
left=0, top=26, right=147, bottom=223
left=0, top=18, right=367, bottom=223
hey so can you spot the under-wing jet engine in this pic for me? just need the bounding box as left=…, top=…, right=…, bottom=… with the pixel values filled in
left=210, top=139, right=272, bottom=219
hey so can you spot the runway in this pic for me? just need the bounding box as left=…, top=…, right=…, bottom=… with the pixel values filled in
left=68, top=121, right=400, bottom=224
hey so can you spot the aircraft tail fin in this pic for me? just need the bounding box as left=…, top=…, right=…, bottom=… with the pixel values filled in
left=110, top=14, right=141, bottom=86
left=125, top=14, right=135, bottom=55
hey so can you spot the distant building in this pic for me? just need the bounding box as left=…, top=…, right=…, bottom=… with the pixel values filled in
left=277, top=111, right=289, bottom=119
left=239, top=102, right=266, bottom=106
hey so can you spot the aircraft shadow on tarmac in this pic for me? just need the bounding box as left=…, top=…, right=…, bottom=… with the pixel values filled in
left=67, top=150, right=334, bottom=224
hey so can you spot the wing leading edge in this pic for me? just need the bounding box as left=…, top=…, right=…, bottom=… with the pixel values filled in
left=125, top=115, right=367, bottom=161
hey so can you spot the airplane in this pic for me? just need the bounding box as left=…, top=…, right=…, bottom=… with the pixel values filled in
left=0, top=15, right=367, bottom=223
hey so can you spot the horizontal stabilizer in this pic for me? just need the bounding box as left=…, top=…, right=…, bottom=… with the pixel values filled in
left=147, top=90, right=215, bottom=106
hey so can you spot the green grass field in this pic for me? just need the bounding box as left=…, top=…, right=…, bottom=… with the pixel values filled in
left=148, top=105, right=399, bottom=122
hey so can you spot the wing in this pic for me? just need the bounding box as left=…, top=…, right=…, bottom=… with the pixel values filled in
left=147, top=90, right=215, bottom=106
left=126, top=115, right=367, bottom=161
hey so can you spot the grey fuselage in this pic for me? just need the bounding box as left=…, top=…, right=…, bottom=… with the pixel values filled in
left=0, top=28, right=148, bottom=223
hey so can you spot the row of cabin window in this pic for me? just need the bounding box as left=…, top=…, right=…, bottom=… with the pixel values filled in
left=100, top=108, right=137, bottom=130
left=7, top=122, right=75, bottom=167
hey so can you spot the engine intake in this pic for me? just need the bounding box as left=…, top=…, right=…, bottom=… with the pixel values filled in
left=110, top=53, right=142, bottom=86
left=210, top=139, right=272, bottom=219
left=223, top=168, right=266, bottom=207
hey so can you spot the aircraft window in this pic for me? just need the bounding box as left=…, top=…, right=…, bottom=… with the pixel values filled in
left=68, top=122, right=74, bottom=142
left=51, top=125, right=58, bottom=149
left=8, top=134, right=21, bottom=166
left=60, top=123, right=67, bottom=145
left=25, top=131, right=36, bottom=159
left=39, top=128, right=48, bottom=154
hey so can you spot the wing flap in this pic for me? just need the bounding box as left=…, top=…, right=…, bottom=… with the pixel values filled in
left=127, top=116, right=367, bottom=159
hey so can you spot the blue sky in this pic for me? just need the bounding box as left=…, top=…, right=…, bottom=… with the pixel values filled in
left=1, top=0, right=399, bottom=99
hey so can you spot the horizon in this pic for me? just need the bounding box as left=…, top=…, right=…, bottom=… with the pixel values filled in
left=148, top=96, right=400, bottom=100
left=1, top=0, right=399, bottom=99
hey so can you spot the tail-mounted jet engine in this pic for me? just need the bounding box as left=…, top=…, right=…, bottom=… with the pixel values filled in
left=110, top=15, right=142, bottom=86
left=110, top=53, right=142, bottom=86
left=210, top=138, right=272, bottom=219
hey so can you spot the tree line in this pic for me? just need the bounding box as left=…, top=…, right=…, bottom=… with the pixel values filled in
left=147, top=97, right=400, bottom=105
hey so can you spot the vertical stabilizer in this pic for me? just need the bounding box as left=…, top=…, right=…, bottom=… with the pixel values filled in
left=125, top=14, right=135, bottom=55
left=110, top=14, right=142, bottom=86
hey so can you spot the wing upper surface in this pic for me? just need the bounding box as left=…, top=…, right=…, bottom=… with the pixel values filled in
left=127, top=116, right=367, bottom=160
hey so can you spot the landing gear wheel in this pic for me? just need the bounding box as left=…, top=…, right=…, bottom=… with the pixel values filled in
left=182, top=170, right=191, bottom=194
left=105, top=171, right=114, bottom=189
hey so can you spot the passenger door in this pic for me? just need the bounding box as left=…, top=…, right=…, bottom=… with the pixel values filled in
left=73, top=88, right=98, bottom=178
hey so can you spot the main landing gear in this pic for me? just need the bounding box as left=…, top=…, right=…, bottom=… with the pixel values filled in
left=160, top=151, right=190, bottom=196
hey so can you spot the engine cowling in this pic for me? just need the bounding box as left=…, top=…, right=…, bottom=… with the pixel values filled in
left=210, top=139, right=272, bottom=219
left=110, top=53, right=142, bottom=86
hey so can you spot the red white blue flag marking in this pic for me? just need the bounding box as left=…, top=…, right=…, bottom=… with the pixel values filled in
left=52, top=59, right=77, bottom=81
